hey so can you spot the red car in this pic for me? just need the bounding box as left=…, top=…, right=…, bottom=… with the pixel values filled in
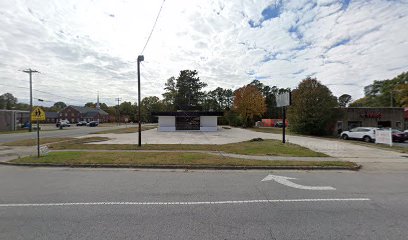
left=392, top=129, right=407, bottom=143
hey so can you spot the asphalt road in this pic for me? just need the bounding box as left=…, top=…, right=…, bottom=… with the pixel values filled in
left=0, top=125, right=129, bottom=143
left=0, top=166, right=407, bottom=239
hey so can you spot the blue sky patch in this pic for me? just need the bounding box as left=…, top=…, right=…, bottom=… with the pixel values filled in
left=261, top=2, right=282, bottom=21
left=330, top=38, right=350, bottom=49
left=341, top=0, right=351, bottom=10
left=248, top=1, right=283, bottom=28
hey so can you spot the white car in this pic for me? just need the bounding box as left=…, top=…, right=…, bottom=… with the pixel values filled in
left=340, top=127, right=378, bottom=142
left=56, top=120, right=71, bottom=127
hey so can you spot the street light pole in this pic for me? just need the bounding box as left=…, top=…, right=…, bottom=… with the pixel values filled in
left=137, top=55, right=144, bottom=147
left=22, top=69, right=39, bottom=132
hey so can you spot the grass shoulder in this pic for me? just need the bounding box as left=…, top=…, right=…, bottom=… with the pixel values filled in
left=10, top=151, right=355, bottom=169
left=48, top=138, right=328, bottom=157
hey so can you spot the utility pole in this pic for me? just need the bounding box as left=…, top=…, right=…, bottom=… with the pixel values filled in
left=115, top=97, right=122, bottom=125
left=22, top=69, right=39, bottom=132
left=137, top=55, right=144, bottom=147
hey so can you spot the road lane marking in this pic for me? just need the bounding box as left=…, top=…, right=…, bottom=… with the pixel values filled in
left=262, top=174, right=336, bottom=190
left=0, top=198, right=370, bottom=207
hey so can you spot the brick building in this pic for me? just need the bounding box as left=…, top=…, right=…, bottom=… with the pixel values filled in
left=58, top=106, right=109, bottom=123
left=335, top=107, right=406, bottom=133
left=45, top=112, right=59, bottom=123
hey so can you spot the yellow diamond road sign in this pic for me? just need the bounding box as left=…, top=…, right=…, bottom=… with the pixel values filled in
left=31, top=107, right=46, bottom=121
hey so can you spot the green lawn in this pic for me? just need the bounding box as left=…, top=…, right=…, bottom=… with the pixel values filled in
left=48, top=138, right=328, bottom=157
left=11, top=151, right=355, bottom=168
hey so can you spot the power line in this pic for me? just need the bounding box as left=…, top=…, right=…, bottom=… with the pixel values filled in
left=0, top=83, right=83, bottom=103
left=140, top=0, right=166, bottom=55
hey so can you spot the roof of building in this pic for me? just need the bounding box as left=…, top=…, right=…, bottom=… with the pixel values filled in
left=64, top=106, right=109, bottom=116
left=151, top=111, right=223, bottom=117
left=45, top=112, right=58, bottom=118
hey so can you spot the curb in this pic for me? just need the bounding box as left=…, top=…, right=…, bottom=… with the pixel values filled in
left=0, top=161, right=361, bottom=171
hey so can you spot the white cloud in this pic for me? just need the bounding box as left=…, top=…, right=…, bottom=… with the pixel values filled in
left=0, top=0, right=407, bottom=106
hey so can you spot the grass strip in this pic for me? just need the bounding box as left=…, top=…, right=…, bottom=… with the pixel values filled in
left=48, top=138, right=328, bottom=157
left=3, top=137, right=75, bottom=146
left=11, top=151, right=355, bottom=168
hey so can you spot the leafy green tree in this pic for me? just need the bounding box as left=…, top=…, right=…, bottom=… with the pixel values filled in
left=288, top=77, right=339, bottom=136
left=119, top=101, right=135, bottom=118
left=352, top=71, right=408, bottom=107
left=85, top=102, right=95, bottom=108
left=249, top=80, right=288, bottom=119
left=53, top=102, right=67, bottom=109
left=174, top=70, right=207, bottom=109
left=49, top=101, right=67, bottom=112
left=162, top=77, right=177, bottom=110
left=338, top=94, right=352, bottom=107
left=0, top=93, right=17, bottom=109
left=141, top=96, right=165, bottom=122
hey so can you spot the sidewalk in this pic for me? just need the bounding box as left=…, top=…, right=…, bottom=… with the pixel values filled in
left=0, top=146, right=35, bottom=162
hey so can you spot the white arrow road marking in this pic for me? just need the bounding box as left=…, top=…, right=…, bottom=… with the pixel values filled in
left=0, top=198, right=369, bottom=207
left=262, top=174, right=336, bottom=190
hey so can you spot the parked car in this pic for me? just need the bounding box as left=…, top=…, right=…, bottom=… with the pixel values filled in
left=56, top=120, right=70, bottom=127
left=391, top=129, right=407, bottom=143
left=87, top=121, right=99, bottom=127
left=76, top=121, right=87, bottom=126
left=274, top=122, right=284, bottom=128
left=340, top=127, right=378, bottom=142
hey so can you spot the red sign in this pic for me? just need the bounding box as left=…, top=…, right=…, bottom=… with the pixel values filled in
left=360, top=112, right=382, bottom=119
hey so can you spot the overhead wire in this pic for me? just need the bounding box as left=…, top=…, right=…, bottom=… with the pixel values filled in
left=140, top=0, right=166, bottom=55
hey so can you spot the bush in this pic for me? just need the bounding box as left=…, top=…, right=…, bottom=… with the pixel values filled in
left=224, top=111, right=243, bottom=127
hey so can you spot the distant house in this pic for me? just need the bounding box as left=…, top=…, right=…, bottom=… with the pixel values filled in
left=58, top=106, right=109, bottom=123
left=45, top=112, right=59, bottom=123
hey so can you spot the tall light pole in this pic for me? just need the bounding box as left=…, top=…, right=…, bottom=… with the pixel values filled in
left=115, top=97, right=122, bottom=125
left=22, top=69, right=39, bottom=132
left=137, top=55, right=144, bottom=147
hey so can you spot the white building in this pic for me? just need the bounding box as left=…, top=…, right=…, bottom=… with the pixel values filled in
left=153, top=112, right=223, bottom=132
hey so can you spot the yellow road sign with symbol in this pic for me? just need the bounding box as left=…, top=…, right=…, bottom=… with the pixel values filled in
left=31, top=107, right=46, bottom=121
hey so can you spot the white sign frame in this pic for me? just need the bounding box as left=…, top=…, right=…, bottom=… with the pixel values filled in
left=375, top=129, right=393, bottom=146
left=276, top=92, right=291, bottom=107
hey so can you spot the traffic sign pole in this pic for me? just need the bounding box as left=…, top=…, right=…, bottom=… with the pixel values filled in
left=37, top=119, right=40, bottom=158
left=282, top=106, right=286, bottom=144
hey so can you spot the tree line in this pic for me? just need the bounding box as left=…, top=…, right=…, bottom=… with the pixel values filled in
left=2, top=70, right=406, bottom=135
left=350, top=71, right=408, bottom=107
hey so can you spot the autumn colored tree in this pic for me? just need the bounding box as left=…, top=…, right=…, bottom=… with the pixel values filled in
left=233, top=84, right=266, bottom=127
left=288, top=77, right=339, bottom=136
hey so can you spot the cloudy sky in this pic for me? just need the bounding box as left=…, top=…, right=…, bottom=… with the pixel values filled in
left=1, top=0, right=407, bottom=106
